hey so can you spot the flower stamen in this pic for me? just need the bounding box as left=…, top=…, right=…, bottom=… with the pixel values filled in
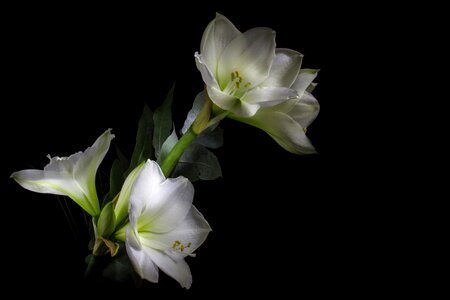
left=226, top=70, right=252, bottom=97
left=172, top=240, right=192, bottom=252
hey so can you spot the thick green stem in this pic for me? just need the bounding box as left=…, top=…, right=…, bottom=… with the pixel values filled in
left=84, top=255, right=98, bottom=278
left=160, top=127, right=197, bottom=177
left=159, top=91, right=213, bottom=177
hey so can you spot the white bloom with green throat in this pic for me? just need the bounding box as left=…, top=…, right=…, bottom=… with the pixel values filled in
left=10, top=129, right=114, bottom=217
left=195, top=13, right=298, bottom=118
left=114, top=159, right=211, bottom=289
left=195, top=13, right=320, bottom=154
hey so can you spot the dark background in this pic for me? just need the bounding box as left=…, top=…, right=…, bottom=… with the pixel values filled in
left=1, top=1, right=410, bottom=297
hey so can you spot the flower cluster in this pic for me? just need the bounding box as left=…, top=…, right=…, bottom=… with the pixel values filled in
left=11, top=13, right=319, bottom=288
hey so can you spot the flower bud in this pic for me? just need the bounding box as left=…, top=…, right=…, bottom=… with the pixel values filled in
left=97, top=201, right=116, bottom=238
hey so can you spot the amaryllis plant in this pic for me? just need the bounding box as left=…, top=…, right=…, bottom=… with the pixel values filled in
left=11, top=13, right=319, bottom=288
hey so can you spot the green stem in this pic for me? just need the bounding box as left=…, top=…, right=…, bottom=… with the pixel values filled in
left=159, top=90, right=213, bottom=177
left=84, top=255, right=98, bottom=278
left=160, top=127, right=197, bottom=177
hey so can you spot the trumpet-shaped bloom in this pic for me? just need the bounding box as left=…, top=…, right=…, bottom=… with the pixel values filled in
left=123, top=160, right=211, bottom=289
left=196, top=14, right=320, bottom=154
left=195, top=13, right=299, bottom=118
left=11, top=129, right=114, bottom=216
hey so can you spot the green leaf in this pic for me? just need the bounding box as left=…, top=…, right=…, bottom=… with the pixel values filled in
left=181, top=91, right=226, bottom=136
left=196, top=126, right=224, bottom=149
left=102, top=247, right=138, bottom=283
left=126, top=105, right=154, bottom=176
left=104, top=147, right=129, bottom=205
left=157, top=128, right=178, bottom=165
left=172, top=143, right=222, bottom=182
left=153, top=83, right=175, bottom=159
left=181, top=91, right=205, bottom=134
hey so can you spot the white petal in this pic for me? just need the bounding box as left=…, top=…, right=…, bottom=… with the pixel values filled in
left=139, top=177, right=194, bottom=233
left=128, top=160, right=194, bottom=233
left=233, top=111, right=316, bottom=154
left=207, top=86, right=260, bottom=117
left=128, top=160, right=165, bottom=228
left=126, top=228, right=159, bottom=283
left=200, top=13, right=241, bottom=78
left=264, top=97, right=299, bottom=114
left=72, top=129, right=114, bottom=200
left=11, top=170, right=66, bottom=196
left=10, top=170, right=92, bottom=212
left=241, top=86, right=298, bottom=108
left=194, top=53, right=220, bottom=89
left=262, top=48, right=303, bottom=88
left=288, top=92, right=320, bottom=128
left=306, top=82, right=317, bottom=93
left=146, top=248, right=192, bottom=289
left=11, top=129, right=114, bottom=216
left=291, top=69, right=319, bottom=97
left=217, top=27, right=276, bottom=89
left=139, top=206, right=211, bottom=254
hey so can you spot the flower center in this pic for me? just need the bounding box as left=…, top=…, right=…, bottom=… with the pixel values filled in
left=223, top=70, right=252, bottom=98
left=172, top=240, right=192, bottom=252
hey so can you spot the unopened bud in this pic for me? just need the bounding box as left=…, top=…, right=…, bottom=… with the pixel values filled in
left=192, top=93, right=212, bottom=135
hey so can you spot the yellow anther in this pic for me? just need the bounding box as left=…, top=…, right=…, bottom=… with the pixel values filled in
left=172, top=240, right=181, bottom=249
left=303, top=127, right=308, bottom=133
left=172, top=240, right=192, bottom=253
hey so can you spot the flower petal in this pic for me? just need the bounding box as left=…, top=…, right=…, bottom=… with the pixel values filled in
left=194, top=53, right=220, bottom=90
left=126, top=228, right=159, bottom=283
left=288, top=92, right=320, bottom=128
left=262, top=48, right=303, bottom=88
left=128, top=160, right=194, bottom=233
left=139, top=206, right=211, bottom=254
left=200, top=13, right=241, bottom=78
left=127, top=160, right=165, bottom=229
left=146, top=248, right=192, bottom=289
left=11, top=169, right=97, bottom=216
left=233, top=111, right=316, bottom=154
left=291, top=69, right=319, bottom=97
left=10, top=129, right=114, bottom=216
left=241, top=86, right=298, bottom=108
left=72, top=129, right=114, bottom=203
left=217, top=27, right=276, bottom=89
left=264, top=97, right=298, bottom=114
left=11, top=170, right=66, bottom=196
left=207, top=86, right=260, bottom=117
left=140, top=178, right=194, bottom=233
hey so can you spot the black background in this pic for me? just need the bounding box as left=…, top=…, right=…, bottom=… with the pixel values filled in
left=1, top=1, right=407, bottom=297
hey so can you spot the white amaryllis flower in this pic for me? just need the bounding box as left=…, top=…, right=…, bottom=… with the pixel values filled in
left=117, top=160, right=211, bottom=289
left=10, top=129, right=114, bottom=216
left=195, top=13, right=298, bottom=118
left=232, top=61, right=320, bottom=154
left=195, top=14, right=320, bottom=154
